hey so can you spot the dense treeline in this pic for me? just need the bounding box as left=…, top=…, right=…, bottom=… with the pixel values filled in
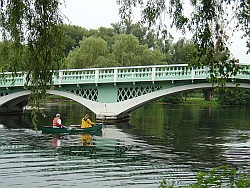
left=163, top=88, right=250, bottom=106
left=218, top=88, right=250, bottom=106
left=1, top=22, right=248, bottom=106
left=63, top=22, right=195, bottom=68
left=0, top=21, right=195, bottom=71
left=63, top=23, right=249, bottom=106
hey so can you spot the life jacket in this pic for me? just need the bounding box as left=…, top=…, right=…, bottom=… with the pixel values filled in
left=52, top=138, right=57, bottom=147
left=81, top=118, right=93, bottom=128
left=53, top=117, right=60, bottom=127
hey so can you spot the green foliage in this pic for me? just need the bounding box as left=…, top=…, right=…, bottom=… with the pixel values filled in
left=170, top=38, right=197, bottom=64
left=63, top=22, right=201, bottom=68
left=187, top=166, right=250, bottom=188
left=0, top=41, right=13, bottom=72
left=159, top=166, right=250, bottom=188
left=112, top=33, right=165, bottom=66
left=62, top=22, right=173, bottom=66
left=163, top=93, right=184, bottom=104
left=136, top=45, right=165, bottom=65
left=112, top=34, right=140, bottom=66
left=1, top=0, right=65, bottom=127
left=117, top=0, right=249, bottom=87
left=218, top=88, right=250, bottom=106
left=66, top=33, right=166, bottom=68
left=112, top=20, right=157, bottom=48
left=158, top=179, right=174, bottom=188
left=66, top=36, right=109, bottom=68
left=236, top=1, right=250, bottom=54
left=62, top=24, right=87, bottom=56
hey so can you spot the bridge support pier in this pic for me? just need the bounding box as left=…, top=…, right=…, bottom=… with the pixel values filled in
left=96, top=112, right=130, bottom=124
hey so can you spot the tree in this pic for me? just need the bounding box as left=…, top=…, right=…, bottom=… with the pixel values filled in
left=66, top=36, right=110, bottom=68
left=117, top=0, right=249, bottom=86
left=112, top=20, right=165, bottom=49
left=62, top=24, right=87, bottom=56
left=112, top=34, right=140, bottom=66
left=94, top=27, right=116, bottom=53
left=0, top=41, right=28, bottom=72
left=0, top=41, right=12, bottom=72
left=218, top=88, right=250, bottom=106
left=135, top=44, right=165, bottom=65
left=203, top=88, right=213, bottom=101
left=112, top=34, right=165, bottom=66
left=66, top=33, right=166, bottom=68
left=170, top=38, right=196, bottom=64
left=1, top=0, right=65, bottom=127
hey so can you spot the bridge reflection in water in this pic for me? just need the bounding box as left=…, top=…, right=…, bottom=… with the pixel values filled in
left=49, top=129, right=138, bottom=161
left=0, top=102, right=249, bottom=188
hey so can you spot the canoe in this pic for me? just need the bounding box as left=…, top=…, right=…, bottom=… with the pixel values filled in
left=42, top=123, right=103, bottom=134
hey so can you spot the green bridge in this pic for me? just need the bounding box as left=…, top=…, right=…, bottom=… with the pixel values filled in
left=0, top=64, right=249, bottom=122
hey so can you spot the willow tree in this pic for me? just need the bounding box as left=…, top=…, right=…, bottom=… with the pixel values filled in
left=0, top=1, right=249, bottom=126
left=117, top=0, right=249, bottom=86
left=0, top=0, right=65, bottom=127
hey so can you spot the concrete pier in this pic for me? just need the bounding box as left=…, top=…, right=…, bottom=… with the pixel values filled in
left=96, top=113, right=130, bottom=124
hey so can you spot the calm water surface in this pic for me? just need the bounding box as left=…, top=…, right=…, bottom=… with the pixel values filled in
left=0, top=103, right=250, bottom=188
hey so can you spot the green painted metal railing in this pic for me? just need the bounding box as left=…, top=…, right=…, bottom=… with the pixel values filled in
left=1, top=64, right=249, bottom=88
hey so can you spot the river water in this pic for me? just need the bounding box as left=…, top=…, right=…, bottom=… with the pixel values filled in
left=0, top=103, right=250, bottom=188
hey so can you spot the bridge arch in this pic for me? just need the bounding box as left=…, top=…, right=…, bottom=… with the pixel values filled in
left=1, top=64, right=249, bottom=119
left=0, top=90, right=98, bottom=114
left=104, top=82, right=250, bottom=116
left=1, top=82, right=248, bottom=121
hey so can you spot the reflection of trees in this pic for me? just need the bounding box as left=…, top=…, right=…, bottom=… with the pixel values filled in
left=3, top=129, right=140, bottom=161
left=57, top=102, right=90, bottom=125
left=0, top=114, right=33, bottom=128
left=10, top=102, right=249, bottom=169
left=59, top=137, right=138, bottom=160
left=129, top=103, right=165, bottom=136
left=25, top=102, right=91, bottom=128
left=128, top=104, right=250, bottom=169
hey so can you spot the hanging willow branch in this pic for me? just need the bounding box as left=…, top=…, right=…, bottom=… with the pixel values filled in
left=1, top=0, right=65, bottom=129
left=117, top=0, right=249, bottom=88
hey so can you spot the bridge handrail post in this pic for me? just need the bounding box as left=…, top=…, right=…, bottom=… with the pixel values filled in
left=58, top=71, right=63, bottom=85
left=95, top=69, right=99, bottom=84
left=114, top=68, right=118, bottom=84
left=191, top=67, right=195, bottom=80
left=152, top=67, right=156, bottom=81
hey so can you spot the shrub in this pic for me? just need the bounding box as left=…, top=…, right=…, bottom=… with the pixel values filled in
left=159, top=166, right=250, bottom=188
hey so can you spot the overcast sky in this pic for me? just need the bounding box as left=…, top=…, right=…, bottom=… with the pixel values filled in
left=60, top=0, right=249, bottom=63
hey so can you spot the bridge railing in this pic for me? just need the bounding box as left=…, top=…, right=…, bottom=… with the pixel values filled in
left=1, top=64, right=249, bottom=88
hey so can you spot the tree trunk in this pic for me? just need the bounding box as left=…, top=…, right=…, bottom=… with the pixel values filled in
left=203, top=88, right=213, bottom=100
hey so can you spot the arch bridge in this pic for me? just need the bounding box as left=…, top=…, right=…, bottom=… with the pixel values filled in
left=0, top=64, right=249, bottom=122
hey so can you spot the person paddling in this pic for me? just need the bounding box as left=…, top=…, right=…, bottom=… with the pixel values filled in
left=52, top=113, right=63, bottom=128
left=81, top=114, right=95, bottom=128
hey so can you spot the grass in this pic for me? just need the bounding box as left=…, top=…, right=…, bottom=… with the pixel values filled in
left=181, top=97, right=219, bottom=105
left=49, top=95, right=219, bottom=106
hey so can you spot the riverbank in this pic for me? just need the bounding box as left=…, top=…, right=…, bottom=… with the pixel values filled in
left=48, top=95, right=220, bottom=106
left=181, top=98, right=219, bottom=105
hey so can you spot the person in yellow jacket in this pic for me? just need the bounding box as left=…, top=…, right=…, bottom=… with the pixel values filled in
left=81, top=114, right=95, bottom=128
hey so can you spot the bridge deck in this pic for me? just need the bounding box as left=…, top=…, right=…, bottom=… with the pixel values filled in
left=1, top=64, right=249, bottom=88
